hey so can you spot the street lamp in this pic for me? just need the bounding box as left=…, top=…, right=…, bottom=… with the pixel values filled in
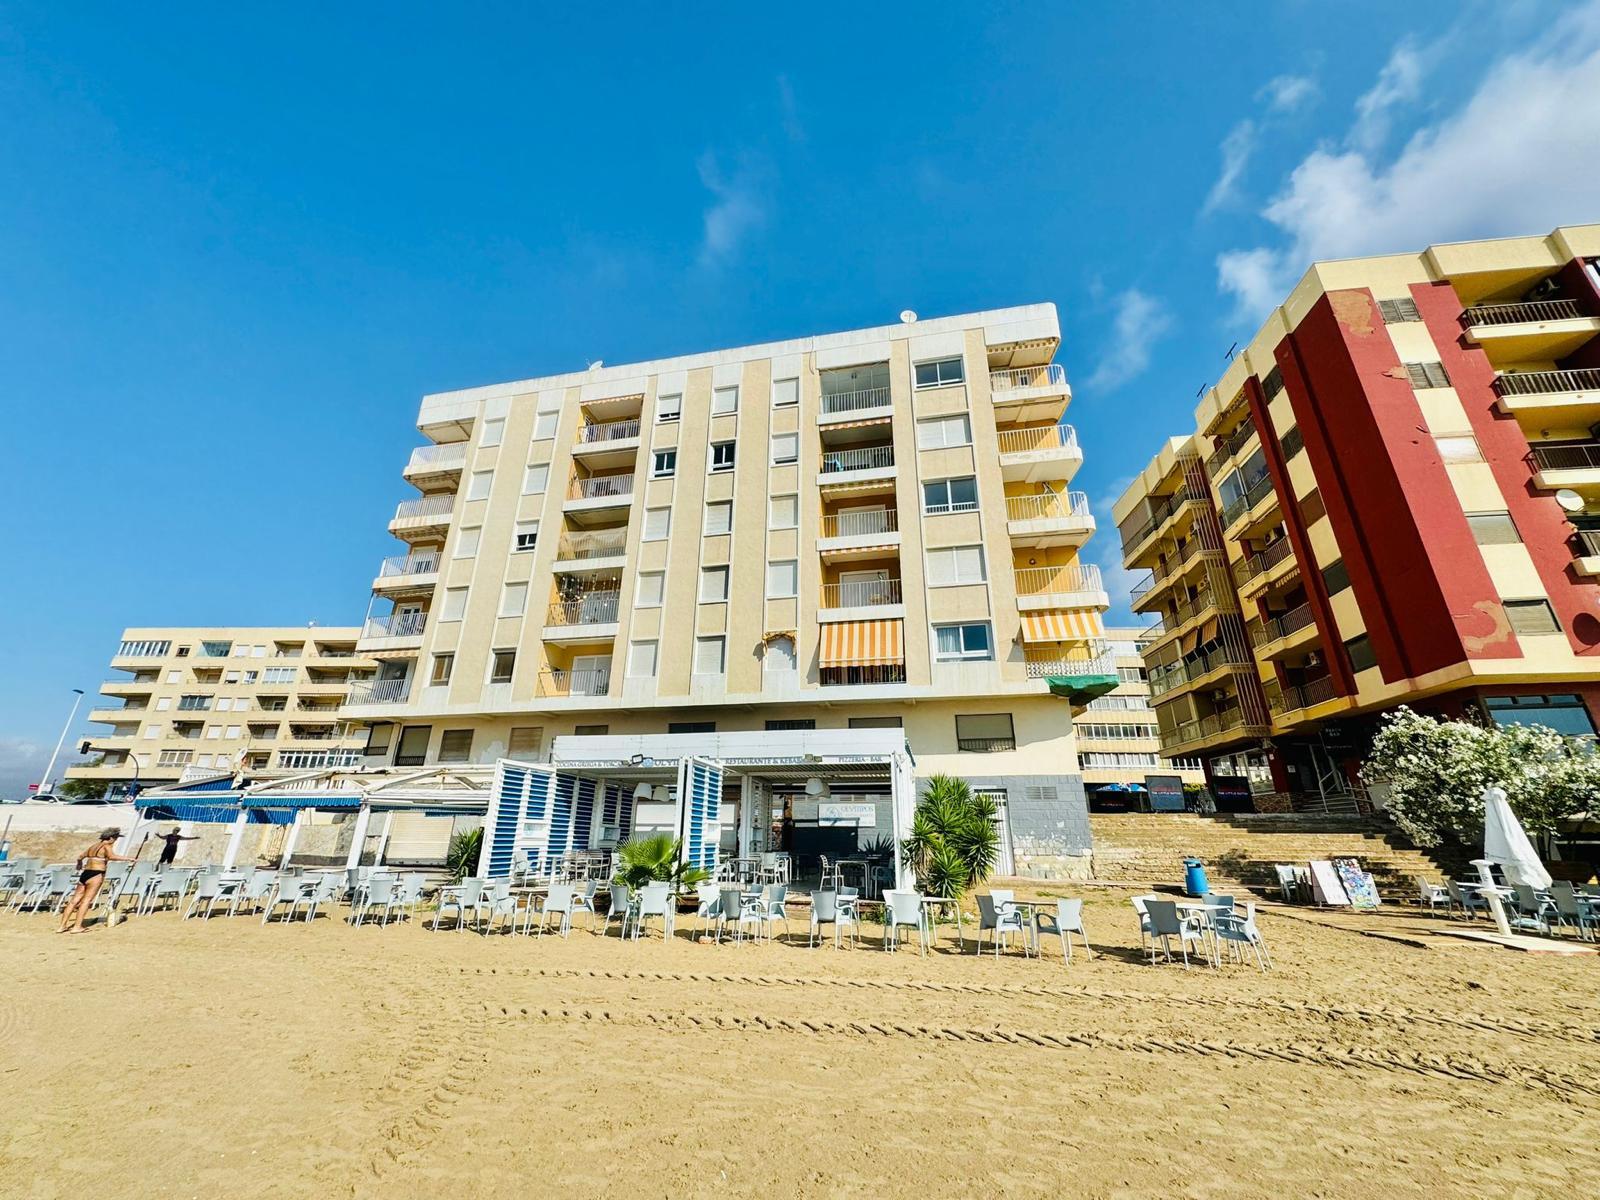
left=34, top=688, right=85, bottom=800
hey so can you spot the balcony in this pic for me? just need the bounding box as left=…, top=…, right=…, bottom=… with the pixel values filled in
left=372, top=553, right=440, bottom=594
left=389, top=494, right=455, bottom=539
left=818, top=508, right=900, bottom=559
left=402, top=442, right=467, bottom=485
left=359, top=611, right=426, bottom=654
left=1013, top=564, right=1108, bottom=611
left=1160, top=709, right=1271, bottom=755
left=989, top=364, right=1071, bottom=422
left=1118, top=490, right=1200, bottom=563
left=1233, top=536, right=1298, bottom=594
left=544, top=591, right=621, bottom=643
left=1272, top=674, right=1342, bottom=718
left=1219, top=470, right=1277, bottom=532
left=1494, top=368, right=1600, bottom=420
left=819, top=577, right=903, bottom=621
left=1206, top=417, right=1258, bottom=478
left=1464, top=300, right=1599, bottom=363
left=1005, top=489, right=1094, bottom=548
left=819, top=444, right=895, bottom=492
left=819, top=385, right=893, bottom=424
left=276, top=749, right=363, bottom=771
left=572, top=417, right=642, bottom=467
left=1247, top=603, right=1318, bottom=658
left=1129, top=542, right=1209, bottom=612
left=1531, top=441, right=1600, bottom=492
left=554, top=527, right=630, bottom=569
left=1147, top=643, right=1256, bottom=699
left=1574, top=528, right=1600, bottom=578
left=997, top=423, right=1083, bottom=483
left=819, top=664, right=907, bottom=688
left=539, top=665, right=612, bottom=698
left=346, top=678, right=411, bottom=706
left=565, top=473, right=635, bottom=520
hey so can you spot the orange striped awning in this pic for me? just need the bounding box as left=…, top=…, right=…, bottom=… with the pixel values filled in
left=1020, top=609, right=1104, bottom=644
left=820, top=619, right=904, bottom=666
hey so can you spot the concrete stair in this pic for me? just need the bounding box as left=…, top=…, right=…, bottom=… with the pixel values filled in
left=1089, top=813, right=1469, bottom=898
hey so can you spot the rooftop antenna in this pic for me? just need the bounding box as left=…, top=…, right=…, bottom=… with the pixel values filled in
left=899, top=310, right=918, bottom=324
left=1224, top=342, right=1238, bottom=360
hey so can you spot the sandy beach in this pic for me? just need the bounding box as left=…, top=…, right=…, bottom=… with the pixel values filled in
left=2, top=893, right=1597, bottom=1199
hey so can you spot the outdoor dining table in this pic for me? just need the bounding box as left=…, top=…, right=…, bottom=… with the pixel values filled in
left=918, top=895, right=964, bottom=951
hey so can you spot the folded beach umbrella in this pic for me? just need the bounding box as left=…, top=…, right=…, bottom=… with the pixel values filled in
left=1483, top=787, right=1552, bottom=889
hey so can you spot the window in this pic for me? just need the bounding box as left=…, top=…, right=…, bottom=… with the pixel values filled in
left=1436, top=434, right=1483, bottom=464
left=1405, top=361, right=1451, bottom=390
left=438, top=730, right=474, bottom=764
left=166, top=670, right=182, bottom=684
left=1378, top=297, right=1421, bottom=323
left=508, top=727, right=543, bottom=758
left=223, top=670, right=240, bottom=684
left=668, top=721, right=716, bottom=734
left=712, top=385, right=739, bottom=415
left=224, top=726, right=240, bottom=740
left=142, top=725, right=160, bottom=740
left=490, top=649, right=517, bottom=683
left=480, top=417, right=504, bottom=447
left=395, top=726, right=432, bottom=767
left=627, top=640, right=659, bottom=678
left=766, top=718, right=814, bottom=731
left=770, top=432, right=799, bottom=465
left=934, top=622, right=994, bottom=661
left=514, top=520, right=539, bottom=552
left=522, top=464, right=549, bottom=495
left=533, top=409, right=559, bottom=439
left=917, top=413, right=972, bottom=449
left=1280, top=426, right=1304, bottom=460
left=155, top=697, right=172, bottom=711
left=500, top=581, right=528, bottom=618
left=694, top=636, right=726, bottom=675
left=215, top=698, right=232, bottom=712
left=176, top=646, right=190, bottom=657
left=441, top=587, right=468, bottom=622
left=636, top=571, right=665, bottom=607
left=117, top=639, right=172, bottom=657
left=700, top=565, right=730, bottom=602
left=704, top=501, right=733, bottom=535
left=201, top=640, right=232, bottom=658
left=1261, top=365, right=1285, bottom=399
left=454, top=526, right=481, bottom=558
left=772, top=377, right=799, bottom=407
left=652, top=449, right=677, bottom=478
left=1300, top=488, right=1326, bottom=525
left=923, top=476, right=979, bottom=514
left=656, top=392, right=682, bottom=422
left=926, top=544, right=987, bottom=585
left=430, top=653, right=454, bottom=686
left=1321, top=559, right=1352, bottom=595
left=1466, top=512, right=1521, bottom=546
left=767, top=560, right=798, bottom=598
left=644, top=506, right=672, bottom=540
left=262, top=668, right=295, bottom=684
left=157, top=750, right=193, bottom=768
left=769, top=494, right=798, bottom=529
left=955, top=713, right=1016, bottom=752
left=1505, top=599, right=1561, bottom=635
left=1484, top=694, right=1597, bottom=738
left=849, top=716, right=902, bottom=729
left=573, top=724, right=609, bottom=736
left=467, top=470, right=494, bottom=501
left=205, top=725, right=222, bottom=740
left=710, top=441, right=736, bottom=472
left=764, top=635, right=796, bottom=673
left=914, top=357, right=965, bottom=388
left=1345, top=634, right=1378, bottom=673
left=243, top=671, right=257, bottom=684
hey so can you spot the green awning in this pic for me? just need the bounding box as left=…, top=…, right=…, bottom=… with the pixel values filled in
left=1045, top=672, right=1120, bottom=705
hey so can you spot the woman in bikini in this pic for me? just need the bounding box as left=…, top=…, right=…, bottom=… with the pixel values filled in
left=59, top=828, right=142, bottom=934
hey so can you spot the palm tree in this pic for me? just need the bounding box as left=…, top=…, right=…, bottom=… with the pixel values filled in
left=613, top=833, right=711, bottom=896
left=445, top=827, right=483, bottom=880
left=899, top=774, right=1000, bottom=899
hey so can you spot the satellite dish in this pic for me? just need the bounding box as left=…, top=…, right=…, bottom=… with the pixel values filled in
left=587, top=359, right=604, bottom=371
left=1556, top=488, right=1585, bottom=513
left=899, top=310, right=918, bottom=324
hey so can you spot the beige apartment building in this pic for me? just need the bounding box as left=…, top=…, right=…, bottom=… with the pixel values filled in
left=1115, top=225, right=1600, bottom=812
left=67, top=627, right=376, bottom=793
left=342, top=304, right=1113, bottom=861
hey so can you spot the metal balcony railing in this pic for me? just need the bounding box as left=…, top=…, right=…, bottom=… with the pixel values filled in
left=568, top=473, right=635, bottom=501
left=347, top=678, right=410, bottom=705
left=819, top=664, right=907, bottom=687
left=1023, top=645, right=1116, bottom=679
left=576, top=417, right=641, bottom=444
left=996, top=424, right=1080, bottom=456
left=1290, top=675, right=1339, bottom=711
left=957, top=736, right=1017, bottom=753
left=1220, top=471, right=1275, bottom=529
left=1206, top=417, right=1258, bottom=477
left=404, top=443, right=467, bottom=473
left=1118, top=489, right=1198, bottom=553
left=540, top=666, right=612, bottom=697
left=277, top=749, right=362, bottom=770
left=557, top=527, right=630, bottom=559
left=1532, top=442, right=1600, bottom=472
left=820, top=386, right=892, bottom=414
left=392, top=495, right=455, bottom=522
left=1494, top=368, right=1600, bottom=397
left=1014, top=563, right=1103, bottom=596
left=546, top=591, right=622, bottom=626
left=1464, top=299, right=1584, bottom=326
left=820, top=578, right=902, bottom=608
left=820, top=445, right=894, bottom=474
left=821, top=509, right=898, bottom=538
left=1146, top=644, right=1254, bottom=697
left=377, top=553, right=440, bottom=577
left=990, top=364, right=1068, bottom=397
left=1005, top=490, right=1090, bottom=522
left=1249, top=603, right=1315, bottom=647
left=1234, top=535, right=1296, bottom=585
left=363, top=611, right=426, bottom=639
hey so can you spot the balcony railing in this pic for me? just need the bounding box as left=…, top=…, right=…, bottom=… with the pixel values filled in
left=1495, top=368, right=1600, bottom=397
left=996, top=424, right=1079, bottom=456
left=821, top=509, right=898, bottom=538
left=377, top=553, right=440, bottom=577
left=957, top=736, right=1017, bottom=753
left=1206, top=417, right=1258, bottom=477
left=363, top=611, right=426, bottom=639
left=1014, top=564, right=1103, bottom=596
left=1286, top=675, right=1339, bottom=712
left=990, top=364, right=1068, bottom=397
left=568, top=473, right=635, bottom=501
left=1578, top=530, right=1600, bottom=557
left=1220, top=471, right=1275, bottom=529
left=1234, top=536, right=1296, bottom=586
left=819, top=664, right=907, bottom=687
left=1164, top=709, right=1260, bottom=748
left=347, top=678, right=410, bottom=705
left=1024, top=646, right=1116, bottom=679
left=540, top=666, right=612, bottom=697
left=577, top=417, right=641, bottom=444
left=557, top=528, right=630, bottom=560
left=277, top=749, right=363, bottom=771
left=820, top=578, right=902, bottom=608
left=393, top=495, right=455, bottom=523
left=547, top=591, right=621, bottom=626
left=1464, top=299, right=1584, bottom=326
left=1147, top=644, right=1254, bottom=697
left=1005, top=490, right=1090, bottom=522
left=1532, top=442, right=1600, bottom=472
left=1249, top=602, right=1316, bottom=647
left=1118, top=491, right=1194, bottom=554
left=820, top=386, right=892, bottom=414
left=820, top=445, right=894, bottom=474
left=404, top=443, right=467, bottom=473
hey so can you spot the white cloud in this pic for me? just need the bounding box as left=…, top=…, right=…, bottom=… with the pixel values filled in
left=777, top=75, right=805, bottom=144
left=1202, top=119, right=1257, bottom=215
left=1216, top=6, right=1600, bottom=323
left=1258, top=74, right=1318, bottom=114
left=1203, top=73, right=1319, bottom=215
left=1086, top=289, right=1175, bottom=392
left=0, top=736, right=49, bottom=799
left=1349, top=42, right=1425, bottom=154
left=696, top=154, right=768, bottom=268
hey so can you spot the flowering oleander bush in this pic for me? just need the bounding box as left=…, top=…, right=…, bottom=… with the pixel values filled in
left=1362, top=707, right=1600, bottom=846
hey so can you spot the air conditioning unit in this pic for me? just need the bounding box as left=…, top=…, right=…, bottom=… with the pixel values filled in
left=1525, top=276, right=1563, bottom=303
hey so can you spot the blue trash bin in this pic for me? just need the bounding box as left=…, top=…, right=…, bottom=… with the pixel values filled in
left=1183, top=858, right=1208, bottom=897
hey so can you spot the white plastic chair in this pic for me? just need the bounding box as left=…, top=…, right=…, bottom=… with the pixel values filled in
left=975, top=893, right=1028, bottom=958
left=350, top=875, right=400, bottom=927
left=433, top=877, right=486, bottom=931
left=139, top=867, right=193, bottom=915
left=631, top=882, right=674, bottom=941
left=1214, top=901, right=1273, bottom=970
left=693, top=884, right=724, bottom=940
left=1130, top=894, right=1155, bottom=951
left=1415, top=876, right=1450, bottom=914
left=1144, top=899, right=1211, bottom=968
left=810, top=889, right=859, bottom=948
left=183, top=873, right=243, bottom=920
left=571, top=879, right=602, bottom=929
left=1033, top=898, right=1093, bottom=964
left=882, top=890, right=928, bottom=955
left=477, top=881, right=519, bottom=935
left=755, top=884, right=790, bottom=943
left=603, top=884, right=632, bottom=938
left=533, top=884, right=576, bottom=937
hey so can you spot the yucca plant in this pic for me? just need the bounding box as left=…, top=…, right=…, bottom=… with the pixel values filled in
left=445, top=827, right=484, bottom=880
left=900, top=774, right=1000, bottom=899
left=613, top=833, right=711, bottom=896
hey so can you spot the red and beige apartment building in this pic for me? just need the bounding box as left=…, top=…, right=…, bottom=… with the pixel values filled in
left=1115, top=225, right=1600, bottom=810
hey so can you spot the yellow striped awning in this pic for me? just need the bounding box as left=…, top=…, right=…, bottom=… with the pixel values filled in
left=1020, top=609, right=1104, bottom=644
left=820, top=619, right=904, bottom=666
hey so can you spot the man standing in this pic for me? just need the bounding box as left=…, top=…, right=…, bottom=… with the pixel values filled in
left=155, top=826, right=198, bottom=866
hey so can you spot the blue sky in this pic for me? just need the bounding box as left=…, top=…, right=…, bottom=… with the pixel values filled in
left=3, top=1, right=1598, bottom=793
